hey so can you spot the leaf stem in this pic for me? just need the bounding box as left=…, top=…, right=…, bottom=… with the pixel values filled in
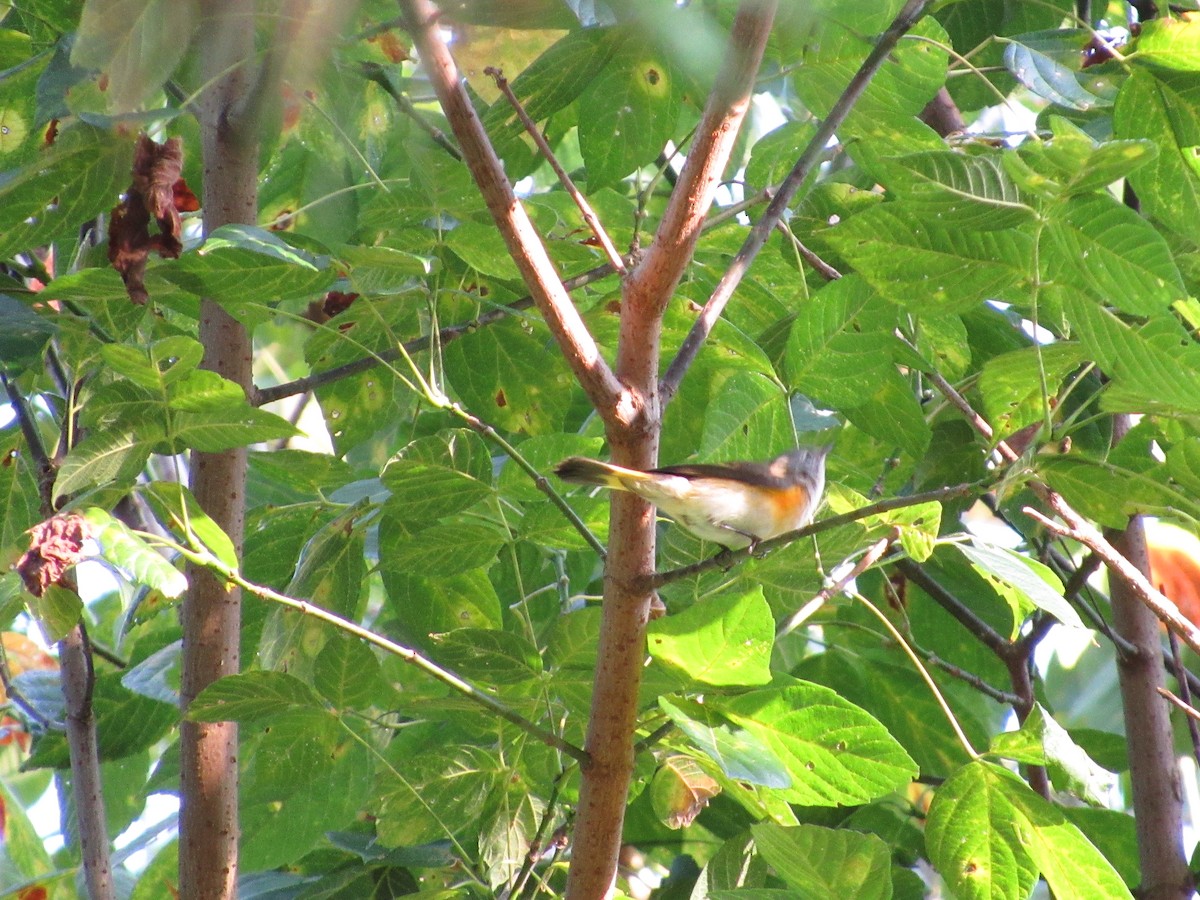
left=850, top=588, right=981, bottom=760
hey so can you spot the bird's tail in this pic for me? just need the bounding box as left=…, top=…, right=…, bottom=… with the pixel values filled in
left=554, top=457, right=650, bottom=492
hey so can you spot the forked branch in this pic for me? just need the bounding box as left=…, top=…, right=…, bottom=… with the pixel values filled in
left=399, top=0, right=629, bottom=425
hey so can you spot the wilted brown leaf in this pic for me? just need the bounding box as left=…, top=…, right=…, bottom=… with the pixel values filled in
left=108, top=134, right=189, bottom=305
left=15, top=513, right=91, bottom=597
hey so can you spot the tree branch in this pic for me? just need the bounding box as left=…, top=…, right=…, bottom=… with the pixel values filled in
left=625, top=0, right=778, bottom=321
left=659, top=0, right=934, bottom=405
left=3, top=373, right=114, bottom=900
left=651, top=479, right=983, bottom=588
left=487, top=66, right=625, bottom=275
left=399, top=0, right=628, bottom=426
left=181, top=3, right=258, bottom=894
left=175, top=543, right=588, bottom=763
left=1097, top=407, right=1191, bottom=899
left=778, top=531, right=897, bottom=636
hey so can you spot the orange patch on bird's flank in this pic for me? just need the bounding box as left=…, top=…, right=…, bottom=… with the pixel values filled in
left=764, top=483, right=810, bottom=527
left=1148, top=543, right=1200, bottom=629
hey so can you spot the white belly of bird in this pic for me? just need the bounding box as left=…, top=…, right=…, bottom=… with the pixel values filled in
left=636, top=476, right=781, bottom=548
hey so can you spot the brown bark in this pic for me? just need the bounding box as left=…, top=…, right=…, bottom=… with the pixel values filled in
left=179, top=2, right=258, bottom=896
left=1107, top=415, right=1192, bottom=900
left=62, top=623, right=115, bottom=900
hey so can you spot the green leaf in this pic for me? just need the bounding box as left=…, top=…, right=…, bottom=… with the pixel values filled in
left=1003, top=30, right=1114, bottom=110
left=646, top=588, right=774, bottom=687
left=240, top=710, right=372, bottom=870
left=169, top=405, right=300, bottom=453
left=784, top=276, right=886, bottom=407
left=956, top=540, right=1084, bottom=631
left=1042, top=194, right=1186, bottom=316
left=793, top=17, right=947, bottom=123
left=378, top=518, right=505, bottom=577
left=699, top=372, right=794, bottom=462
left=1010, top=117, right=1157, bottom=197
left=1129, top=16, right=1200, bottom=71
left=0, top=779, right=53, bottom=884
left=0, top=445, right=40, bottom=559
left=650, top=754, right=721, bottom=829
left=0, top=126, right=129, bottom=259
left=375, top=744, right=500, bottom=847
left=382, top=569, right=503, bottom=646
left=286, top=504, right=366, bottom=617
left=927, top=760, right=1132, bottom=900
left=24, top=583, right=82, bottom=642
left=1114, top=70, right=1200, bottom=243
left=443, top=319, right=575, bottom=436
left=442, top=222, right=521, bottom=280
left=83, top=507, right=189, bottom=599
left=795, top=651, right=981, bottom=777
left=578, top=39, right=679, bottom=191
left=978, top=342, right=1085, bottom=436
left=750, top=822, right=893, bottom=900
left=381, top=429, right=494, bottom=525
left=1062, top=291, right=1200, bottom=417
left=481, top=26, right=619, bottom=174
left=187, top=671, right=325, bottom=723
left=658, top=695, right=791, bottom=788
left=53, top=429, right=153, bottom=503
left=121, top=639, right=181, bottom=705
left=339, top=244, right=434, bottom=295
left=697, top=834, right=771, bottom=893
left=72, top=0, right=197, bottom=110
left=716, top=680, right=918, bottom=806
left=878, top=150, right=1036, bottom=230
left=989, top=704, right=1116, bottom=805
left=141, top=481, right=237, bottom=569
left=0, top=296, right=57, bottom=367
left=160, top=225, right=335, bottom=309
left=822, top=204, right=1033, bottom=314
left=27, top=672, right=176, bottom=768
left=313, top=637, right=383, bottom=709
left=429, top=628, right=543, bottom=685
left=481, top=781, right=543, bottom=889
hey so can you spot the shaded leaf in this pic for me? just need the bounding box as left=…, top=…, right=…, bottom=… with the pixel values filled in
left=187, top=671, right=325, bottom=723
left=650, top=754, right=721, bottom=829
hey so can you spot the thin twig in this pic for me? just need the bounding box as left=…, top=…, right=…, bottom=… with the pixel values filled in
left=1168, top=632, right=1200, bottom=772
left=919, top=649, right=1021, bottom=706
left=778, top=531, right=897, bottom=636
left=659, top=0, right=934, bottom=405
left=1, top=372, right=56, bottom=505
left=253, top=265, right=618, bottom=407
left=651, top=479, right=983, bottom=588
left=400, top=0, right=627, bottom=424
left=852, top=587, right=980, bottom=760
left=776, top=219, right=842, bottom=281
left=360, top=61, right=463, bottom=160
left=510, top=766, right=571, bottom=898
left=450, top=404, right=606, bottom=558
left=487, top=66, right=625, bottom=275
left=1158, top=686, right=1200, bottom=725
left=0, top=639, right=59, bottom=729
left=1025, top=504, right=1200, bottom=657
left=895, top=558, right=1009, bottom=656
left=172, top=540, right=589, bottom=763
left=626, top=0, right=779, bottom=321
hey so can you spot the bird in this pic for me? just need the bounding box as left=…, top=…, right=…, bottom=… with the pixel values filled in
left=554, top=445, right=832, bottom=550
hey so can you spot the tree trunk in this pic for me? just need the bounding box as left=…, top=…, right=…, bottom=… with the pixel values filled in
left=179, top=2, right=258, bottom=896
